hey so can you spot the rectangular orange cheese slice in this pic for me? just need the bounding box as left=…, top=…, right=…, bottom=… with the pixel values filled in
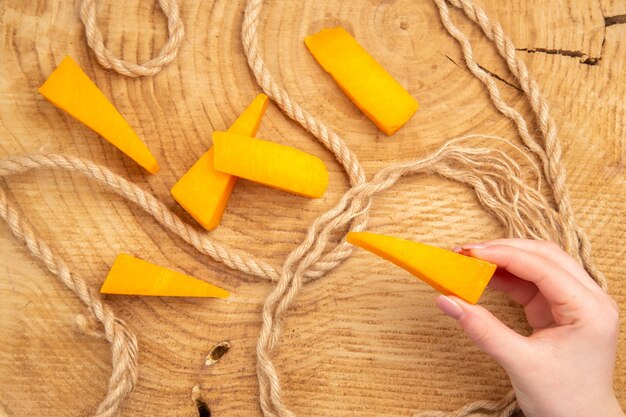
left=305, top=27, right=418, bottom=135
left=212, top=132, right=329, bottom=198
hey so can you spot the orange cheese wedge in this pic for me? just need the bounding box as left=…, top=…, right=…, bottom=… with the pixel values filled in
left=212, top=132, right=329, bottom=198
left=305, top=27, right=418, bottom=136
left=170, top=94, right=269, bottom=230
left=100, top=253, right=229, bottom=298
left=38, top=56, right=159, bottom=173
left=347, top=232, right=496, bottom=304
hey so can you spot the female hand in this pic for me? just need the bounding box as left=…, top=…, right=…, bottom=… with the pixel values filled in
left=435, top=238, right=624, bottom=417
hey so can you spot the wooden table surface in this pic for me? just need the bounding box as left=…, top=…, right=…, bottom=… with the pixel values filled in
left=1, top=1, right=624, bottom=416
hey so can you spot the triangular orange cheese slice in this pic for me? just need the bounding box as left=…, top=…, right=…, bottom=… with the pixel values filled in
left=170, top=94, right=269, bottom=230
left=39, top=56, right=159, bottom=174
left=100, top=253, right=229, bottom=298
left=347, top=232, right=496, bottom=304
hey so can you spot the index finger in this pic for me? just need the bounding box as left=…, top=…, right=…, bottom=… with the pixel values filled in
left=478, top=238, right=600, bottom=292
left=468, top=244, right=589, bottom=312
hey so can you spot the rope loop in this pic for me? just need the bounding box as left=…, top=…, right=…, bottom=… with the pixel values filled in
left=79, top=0, right=184, bottom=77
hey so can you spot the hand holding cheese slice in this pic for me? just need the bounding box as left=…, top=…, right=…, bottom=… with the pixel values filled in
left=101, top=253, right=229, bottom=298
left=39, top=56, right=159, bottom=173
left=347, top=232, right=496, bottom=303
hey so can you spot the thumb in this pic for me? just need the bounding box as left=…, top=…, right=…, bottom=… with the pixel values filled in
left=435, top=295, right=527, bottom=368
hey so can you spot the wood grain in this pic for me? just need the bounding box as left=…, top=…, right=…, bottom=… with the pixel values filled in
left=0, top=0, right=624, bottom=416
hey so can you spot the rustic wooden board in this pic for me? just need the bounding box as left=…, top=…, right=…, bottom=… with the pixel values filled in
left=0, top=1, right=624, bottom=416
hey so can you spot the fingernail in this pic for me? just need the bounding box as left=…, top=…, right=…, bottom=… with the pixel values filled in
left=452, top=246, right=463, bottom=253
left=461, top=243, right=487, bottom=250
left=435, top=295, right=464, bottom=320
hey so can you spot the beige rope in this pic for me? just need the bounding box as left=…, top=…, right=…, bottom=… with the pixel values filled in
left=438, top=0, right=604, bottom=284
left=0, top=0, right=608, bottom=416
left=79, top=0, right=184, bottom=77
left=442, top=0, right=606, bottom=288
left=413, top=389, right=518, bottom=417
left=0, top=153, right=363, bottom=283
left=0, top=183, right=138, bottom=417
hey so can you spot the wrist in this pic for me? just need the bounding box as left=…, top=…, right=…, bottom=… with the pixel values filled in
left=527, top=391, right=624, bottom=417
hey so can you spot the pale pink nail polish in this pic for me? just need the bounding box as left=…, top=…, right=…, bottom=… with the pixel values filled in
left=452, top=246, right=463, bottom=253
left=435, top=295, right=464, bottom=320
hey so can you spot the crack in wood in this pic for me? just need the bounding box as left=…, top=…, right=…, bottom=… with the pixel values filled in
left=439, top=10, right=626, bottom=82
left=437, top=50, right=520, bottom=91
left=515, top=13, right=625, bottom=66
left=192, top=384, right=211, bottom=417
left=196, top=399, right=211, bottom=417
left=440, top=51, right=461, bottom=69
left=476, top=63, right=522, bottom=91
left=516, top=48, right=600, bottom=65
left=605, top=13, right=626, bottom=27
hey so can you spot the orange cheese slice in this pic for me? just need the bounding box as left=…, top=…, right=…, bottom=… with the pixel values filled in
left=170, top=94, right=269, bottom=230
left=305, top=27, right=418, bottom=136
left=347, top=232, right=496, bottom=304
left=100, top=253, right=229, bottom=298
left=212, top=131, right=329, bottom=198
left=38, top=56, right=159, bottom=173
